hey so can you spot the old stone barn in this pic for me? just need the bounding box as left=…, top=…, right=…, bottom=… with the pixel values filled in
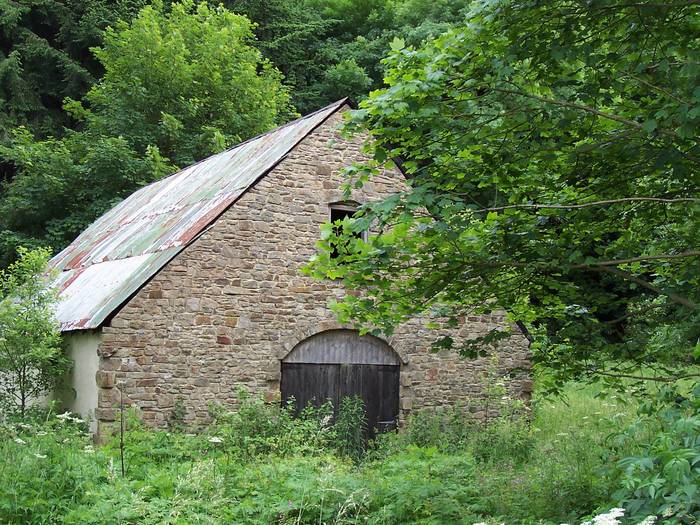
left=51, top=100, right=531, bottom=435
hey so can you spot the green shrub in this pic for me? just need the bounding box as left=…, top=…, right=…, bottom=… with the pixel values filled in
left=0, top=384, right=648, bottom=525
left=166, top=396, right=187, bottom=432
left=474, top=384, right=633, bottom=524
left=101, top=411, right=210, bottom=481
left=609, top=382, right=700, bottom=524
left=372, top=398, right=532, bottom=463
left=359, top=446, right=482, bottom=524
left=188, top=446, right=481, bottom=525
left=371, top=405, right=477, bottom=458
left=0, top=247, right=69, bottom=418
left=207, top=390, right=335, bottom=459
left=63, top=447, right=483, bottom=525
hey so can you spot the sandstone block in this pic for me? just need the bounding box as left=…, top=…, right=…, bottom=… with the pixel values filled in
left=95, top=370, right=116, bottom=389
left=95, top=408, right=116, bottom=422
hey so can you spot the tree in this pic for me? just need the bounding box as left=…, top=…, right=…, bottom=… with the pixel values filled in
left=0, top=0, right=293, bottom=266
left=72, top=0, right=294, bottom=166
left=0, top=247, right=67, bottom=417
left=221, top=0, right=337, bottom=113
left=226, top=0, right=474, bottom=113
left=0, top=0, right=147, bottom=141
left=308, top=0, right=700, bottom=390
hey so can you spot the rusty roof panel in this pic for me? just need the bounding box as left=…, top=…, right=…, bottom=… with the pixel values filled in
left=54, top=249, right=179, bottom=331
left=51, top=100, right=346, bottom=331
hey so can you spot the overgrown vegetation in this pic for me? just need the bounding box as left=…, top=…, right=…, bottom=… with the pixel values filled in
left=1, top=1, right=698, bottom=523
left=609, top=383, right=700, bottom=523
left=0, top=384, right=648, bottom=525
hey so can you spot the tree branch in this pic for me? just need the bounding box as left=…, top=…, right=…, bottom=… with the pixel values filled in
left=593, top=266, right=696, bottom=309
left=620, top=71, right=692, bottom=106
left=491, top=87, right=693, bottom=143
left=592, top=1, right=700, bottom=9
left=476, top=197, right=700, bottom=213
left=573, top=251, right=700, bottom=267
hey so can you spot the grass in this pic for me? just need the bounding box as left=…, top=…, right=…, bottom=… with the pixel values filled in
left=473, top=383, right=636, bottom=524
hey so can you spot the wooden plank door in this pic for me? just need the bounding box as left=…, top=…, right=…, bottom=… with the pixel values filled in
left=281, top=362, right=399, bottom=435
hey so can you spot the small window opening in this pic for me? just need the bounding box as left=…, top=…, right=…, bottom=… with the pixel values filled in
left=329, top=204, right=366, bottom=259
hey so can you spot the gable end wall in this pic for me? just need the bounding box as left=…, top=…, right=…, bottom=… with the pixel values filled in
left=93, top=109, right=531, bottom=430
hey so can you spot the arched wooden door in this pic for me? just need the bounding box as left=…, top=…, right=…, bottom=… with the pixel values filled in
left=281, top=329, right=400, bottom=435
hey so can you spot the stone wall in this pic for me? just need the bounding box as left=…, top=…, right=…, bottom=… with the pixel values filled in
left=94, top=107, right=531, bottom=433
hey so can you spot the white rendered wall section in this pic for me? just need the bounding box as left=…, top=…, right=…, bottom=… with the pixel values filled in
left=62, top=331, right=101, bottom=432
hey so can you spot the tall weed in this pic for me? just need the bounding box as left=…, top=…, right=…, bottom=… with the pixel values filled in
left=334, top=395, right=367, bottom=461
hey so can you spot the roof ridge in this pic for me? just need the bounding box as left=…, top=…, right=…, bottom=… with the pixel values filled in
left=222, top=98, right=348, bottom=154
left=139, top=98, right=349, bottom=192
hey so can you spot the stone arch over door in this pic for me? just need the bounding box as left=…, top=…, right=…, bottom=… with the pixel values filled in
left=280, top=329, right=401, bottom=435
left=274, top=321, right=409, bottom=365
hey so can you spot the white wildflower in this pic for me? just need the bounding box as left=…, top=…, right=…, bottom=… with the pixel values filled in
left=636, top=517, right=657, bottom=525
left=14, top=437, right=26, bottom=445
left=34, top=453, right=47, bottom=459
left=582, top=508, right=626, bottom=525
left=107, top=457, right=117, bottom=482
left=57, top=411, right=83, bottom=424
left=84, top=445, right=95, bottom=454
left=208, top=436, right=223, bottom=444
left=36, top=431, right=48, bottom=436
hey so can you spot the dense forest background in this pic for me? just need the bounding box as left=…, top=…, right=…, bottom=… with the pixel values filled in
left=0, top=0, right=469, bottom=266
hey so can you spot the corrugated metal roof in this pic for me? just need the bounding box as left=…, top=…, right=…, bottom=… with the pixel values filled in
left=51, top=99, right=347, bottom=331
